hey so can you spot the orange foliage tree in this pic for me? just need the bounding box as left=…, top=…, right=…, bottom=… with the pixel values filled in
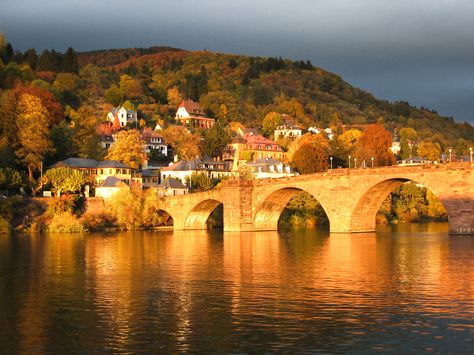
left=354, top=124, right=395, bottom=166
left=290, top=133, right=329, bottom=174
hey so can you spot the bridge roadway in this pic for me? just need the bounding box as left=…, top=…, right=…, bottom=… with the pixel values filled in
left=156, top=163, right=474, bottom=234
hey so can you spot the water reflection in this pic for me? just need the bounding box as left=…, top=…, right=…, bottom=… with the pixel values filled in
left=0, top=223, right=472, bottom=353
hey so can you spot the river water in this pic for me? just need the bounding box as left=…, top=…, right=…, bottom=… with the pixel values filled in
left=0, top=223, right=472, bottom=354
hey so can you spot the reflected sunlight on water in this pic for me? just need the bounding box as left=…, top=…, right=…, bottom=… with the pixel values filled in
left=0, top=223, right=472, bottom=353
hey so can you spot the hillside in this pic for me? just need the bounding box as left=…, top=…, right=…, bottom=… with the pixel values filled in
left=1, top=41, right=474, bottom=168
left=75, top=46, right=474, bottom=150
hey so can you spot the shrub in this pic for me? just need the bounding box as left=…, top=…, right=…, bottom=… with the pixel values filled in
left=46, top=194, right=83, bottom=216
left=106, top=189, right=143, bottom=230
left=48, top=211, right=86, bottom=233
left=81, top=212, right=116, bottom=231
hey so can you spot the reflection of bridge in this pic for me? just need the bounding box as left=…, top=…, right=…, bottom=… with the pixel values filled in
left=157, top=163, right=474, bottom=234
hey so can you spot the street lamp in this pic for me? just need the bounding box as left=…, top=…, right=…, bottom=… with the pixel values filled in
left=354, top=158, right=357, bottom=169
left=330, top=156, right=333, bottom=170
left=371, top=157, right=374, bottom=167
left=470, top=147, right=473, bottom=164
left=449, top=148, right=452, bottom=163
left=348, top=155, right=351, bottom=169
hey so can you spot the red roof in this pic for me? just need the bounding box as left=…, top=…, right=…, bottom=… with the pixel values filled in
left=244, top=134, right=278, bottom=145
left=178, top=100, right=205, bottom=116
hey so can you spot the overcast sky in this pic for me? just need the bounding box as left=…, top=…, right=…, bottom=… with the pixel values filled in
left=1, top=0, right=474, bottom=122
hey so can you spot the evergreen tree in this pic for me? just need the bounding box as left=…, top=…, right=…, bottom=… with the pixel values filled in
left=62, top=47, right=78, bottom=73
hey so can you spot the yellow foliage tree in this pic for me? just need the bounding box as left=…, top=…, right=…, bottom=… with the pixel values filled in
left=338, top=128, right=362, bottom=153
left=16, top=94, right=53, bottom=180
left=106, top=129, right=146, bottom=169
left=167, top=87, right=182, bottom=107
left=162, top=125, right=200, bottom=160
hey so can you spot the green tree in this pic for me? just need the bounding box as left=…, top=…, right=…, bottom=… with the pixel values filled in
left=104, top=84, right=123, bottom=106
left=0, top=168, right=23, bottom=192
left=23, top=48, right=38, bottom=69
left=201, top=121, right=232, bottom=157
left=69, top=106, right=103, bottom=159
left=186, top=172, right=212, bottom=191
left=45, top=167, right=88, bottom=197
left=106, top=129, right=146, bottom=169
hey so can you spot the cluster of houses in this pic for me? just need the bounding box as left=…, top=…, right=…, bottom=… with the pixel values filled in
left=51, top=98, right=456, bottom=199
left=49, top=100, right=312, bottom=198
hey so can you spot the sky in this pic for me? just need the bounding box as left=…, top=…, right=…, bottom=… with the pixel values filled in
left=1, top=0, right=474, bottom=123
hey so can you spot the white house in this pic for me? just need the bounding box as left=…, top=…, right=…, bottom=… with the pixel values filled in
left=95, top=176, right=129, bottom=199
left=156, top=178, right=189, bottom=197
left=175, top=100, right=215, bottom=129
left=107, top=106, right=138, bottom=127
left=141, top=128, right=168, bottom=156
left=308, top=127, right=335, bottom=140
left=390, top=140, right=401, bottom=155
left=160, top=157, right=232, bottom=183
left=274, top=125, right=303, bottom=140
left=245, top=158, right=296, bottom=179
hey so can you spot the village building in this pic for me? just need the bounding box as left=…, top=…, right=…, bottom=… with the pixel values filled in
left=156, top=178, right=189, bottom=197
left=274, top=124, right=303, bottom=140
left=223, top=132, right=286, bottom=162
left=390, top=139, right=401, bottom=155
left=50, top=158, right=142, bottom=189
left=141, top=169, right=161, bottom=188
left=95, top=176, right=129, bottom=199
left=175, top=100, right=215, bottom=129
left=246, top=158, right=296, bottom=179
left=98, top=128, right=169, bottom=158
left=308, top=127, right=335, bottom=140
left=160, top=157, right=232, bottom=183
left=141, top=128, right=168, bottom=156
left=107, top=106, right=138, bottom=127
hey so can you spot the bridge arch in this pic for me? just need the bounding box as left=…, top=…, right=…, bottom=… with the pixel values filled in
left=350, top=177, right=448, bottom=232
left=184, top=199, right=224, bottom=230
left=253, top=187, right=330, bottom=230
left=154, top=209, right=174, bottom=227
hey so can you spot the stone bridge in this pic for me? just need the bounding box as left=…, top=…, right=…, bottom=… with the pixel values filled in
left=157, top=163, right=474, bottom=234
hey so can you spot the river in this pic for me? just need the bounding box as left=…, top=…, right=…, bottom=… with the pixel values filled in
left=0, top=223, right=472, bottom=353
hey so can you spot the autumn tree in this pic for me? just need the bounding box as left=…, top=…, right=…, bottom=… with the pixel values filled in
left=418, top=141, right=441, bottom=161
left=15, top=85, right=64, bottom=125
left=162, top=125, right=200, bottom=160
left=354, top=124, right=395, bottom=166
left=338, top=128, right=362, bottom=154
left=262, top=112, right=284, bottom=138
left=45, top=167, right=88, bottom=197
left=291, top=142, right=329, bottom=174
left=119, top=74, right=143, bottom=99
left=16, top=94, right=53, bottom=180
left=167, top=87, right=182, bottom=107
left=106, top=129, right=146, bottom=169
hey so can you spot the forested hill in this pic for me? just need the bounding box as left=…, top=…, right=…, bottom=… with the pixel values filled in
left=75, top=45, right=473, bottom=150
left=1, top=41, right=474, bottom=153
